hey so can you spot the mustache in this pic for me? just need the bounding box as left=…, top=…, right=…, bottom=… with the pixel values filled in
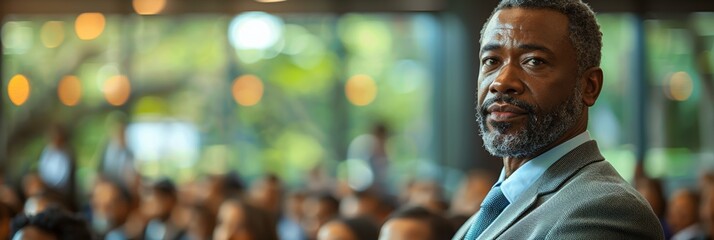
left=478, top=95, right=536, bottom=117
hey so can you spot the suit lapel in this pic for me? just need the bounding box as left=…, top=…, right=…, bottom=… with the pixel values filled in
left=477, top=141, right=605, bottom=239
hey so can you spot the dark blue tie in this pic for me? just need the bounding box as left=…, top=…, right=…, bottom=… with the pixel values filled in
left=464, top=184, right=510, bottom=239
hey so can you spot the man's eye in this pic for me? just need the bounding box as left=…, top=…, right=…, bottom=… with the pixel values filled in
left=482, top=58, right=498, bottom=66
left=525, top=58, right=544, bottom=66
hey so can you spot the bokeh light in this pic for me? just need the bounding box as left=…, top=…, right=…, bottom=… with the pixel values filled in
left=133, top=0, right=167, bottom=15
left=345, top=74, right=378, bottom=106
left=75, top=13, right=106, bottom=40
left=58, top=75, right=82, bottom=106
left=232, top=75, right=264, bottom=106
left=7, top=74, right=31, bottom=106
left=103, top=75, right=131, bottom=106
left=40, top=21, right=65, bottom=48
left=134, top=96, right=169, bottom=116
left=667, top=71, right=694, bottom=101
left=228, top=12, right=283, bottom=50
left=1, top=21, right=33, bottom=54
left=342, top=159, right=374, bottom=191
left=338, top=14, right=392, bottom=56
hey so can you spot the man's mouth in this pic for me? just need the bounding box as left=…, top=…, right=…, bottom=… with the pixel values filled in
left=487, top=103, right=527, bottom=122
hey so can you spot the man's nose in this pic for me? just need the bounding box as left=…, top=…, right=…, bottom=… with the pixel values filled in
left=489, top=63, right=524, bottom=95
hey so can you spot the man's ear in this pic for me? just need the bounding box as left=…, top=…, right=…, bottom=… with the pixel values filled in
left=581, top=67, right=603, bottom=107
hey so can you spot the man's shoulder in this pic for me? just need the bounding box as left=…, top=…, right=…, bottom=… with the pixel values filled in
left=526, top=159, right=664, bottom=239
left=547, top=158, right=650, bottom=212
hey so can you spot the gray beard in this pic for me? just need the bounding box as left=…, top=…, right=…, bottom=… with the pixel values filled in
left=476, top=87, right=583, bottom=159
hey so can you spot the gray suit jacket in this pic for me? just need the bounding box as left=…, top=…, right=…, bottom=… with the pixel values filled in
left=453, top=141, right=664, bottom=240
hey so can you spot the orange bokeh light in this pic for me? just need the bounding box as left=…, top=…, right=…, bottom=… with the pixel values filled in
left=133, top=0, right=167, bottom=15
left=75, top=13, right=105, bottom=40
left=232, top=75, right=264, bottom=106
left=668, top=71, right=694, bottom=101
left=345, top=74, right=377, bottom=106
left=7, top=74, right=30, bottom=106
left=58, top=75, right=82, bottom=106
left=103, top=75, right=131, bottom=106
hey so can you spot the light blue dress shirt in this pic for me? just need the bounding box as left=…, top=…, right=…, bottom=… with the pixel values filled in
left=497, top=131, right=592, bottom=203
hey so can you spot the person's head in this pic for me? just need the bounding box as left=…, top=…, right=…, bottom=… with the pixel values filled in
left=0, top=184, right=22, bottom=217
left=48, top=124, right=70, bottom=147
left=379, top=206, right=455, bottom=240
left=140, top=178, right=177, bottom=221
left=90, top=179, right=132, bottom=234
left=213, top=199, right=278, bottom=240
left=248, top=174, right=282, bottom=215
left=476, top=0, right=603, bottom=159
left=0, top=203, right=13, bottom=240
left=702, top=183, right=714, bottom=236
left=185, top=205, right=215, bottom=240
left=340, top=191, right=394, bottom=225
left=23, top=191, right=65, bottom=216
left=303, top=193, right=340, bottom=239
left=372, top=122, right=389, bottom=141
left=450, top=170, right=497, bottom=216
left=21, top=172, right=45, bottom=199
left=284, top=191, right=306, bottom=221
left=10, top=206, right=91, bottom=240
left=667, top=189, right=699, bottom=234
left=317, top=217, right=380, bottom=240
left=404, top=181, right=448, bottom=214
left=201, top=173, right=245, bottom=217
left=636, top=177, right=666, bottom=217
left=114, top=121, right=128, bottom=148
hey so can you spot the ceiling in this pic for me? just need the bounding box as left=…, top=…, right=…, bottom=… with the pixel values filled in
left=2, top=0, right=714, bottom=15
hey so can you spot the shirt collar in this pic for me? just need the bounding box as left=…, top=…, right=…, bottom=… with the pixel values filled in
left=496, top=131, right=592, bottom=203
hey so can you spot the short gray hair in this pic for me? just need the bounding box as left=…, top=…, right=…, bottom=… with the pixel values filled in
left=480, top=0, right=602, bottom=73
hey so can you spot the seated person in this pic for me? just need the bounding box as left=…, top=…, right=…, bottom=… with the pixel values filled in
left=213, top=198, right=278, bottom=240
left=317, top=217, right=379, bottom=240
left=23, top=191, right=66, bottom=216
left=140, top=179, right=185, bottom=240
left=379, top=206, right=455, bottom=240
left=90, top=179, right=133, bottom=239
left=10, top=206, right=91, bottom=240
left=1, top=203, right=14, bottom=240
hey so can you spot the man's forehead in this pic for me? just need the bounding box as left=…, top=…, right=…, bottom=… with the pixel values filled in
left=481, top=8, right=569, bottom=47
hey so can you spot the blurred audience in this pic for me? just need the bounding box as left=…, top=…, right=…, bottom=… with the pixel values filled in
left=302, top=193, right=339, bottom=240
left=317, top=217, right=379, bottom=240
left=213, top=198, right=278, bottom=240
left=182, top=205, right=215, bottom=240
left=347, top=123, right=391, bottom=192
left=89, top=178, right=133, bottom=239
left=667, top=189, right=705, bottom=240
left=340, top=190, right=394, bottom=226
left=379, top=206, right=455, bottom=240
left=449, top=170, right=496, bottom=217
left=99, top=119, right=138, bottom=191
left=403, top=180, right=448, bottom=215
left=248, top=174, right=283, bottom=216
left=140, top=179, right=185, bottom=240
left=7, top=123, right=714, bottom=240
left=23, top=191, right=66, bottom=216
left=278, top=190, right=306, bottom=240
left=0, top=203, right=12, bottom=240
left=701, top=178, right=714, bottom=240
left=10, top=206, right=91, bottom=240
left=37, top=125, right=76, bottom=212
left=199, top=173, right=245, bottom=218
left=0, top=182, right=22, bottom=216
left=636, top=177, right=672, bottom=238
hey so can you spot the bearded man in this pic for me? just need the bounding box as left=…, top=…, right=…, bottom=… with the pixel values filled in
left=453, top=0, right=664, bottom=239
